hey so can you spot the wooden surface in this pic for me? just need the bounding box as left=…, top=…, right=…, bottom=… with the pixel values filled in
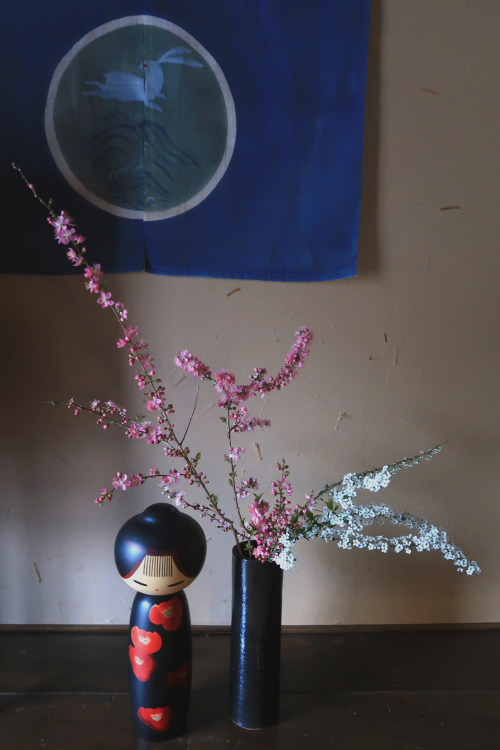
left=0, top=626, right=499, bottom=749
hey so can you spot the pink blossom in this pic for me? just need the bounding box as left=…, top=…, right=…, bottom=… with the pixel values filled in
left=83, top=264, right=102, bottom=282
left=112, top=472, right=130, bottom=490
left=145, top=425, right=163, bottom=445
left=55, top=225, right=75, bottom=245
left=97, top=291, right=113, bottom=308
left=86, top=279, right=100, bottom=294
left=131, top=339, right=148, bottom=353
left=161, top=469, right=180, bottom=489
left=236, top=477, right=259, bottom=499
left=271, top=476, right=293, bottom=497
left=273, top=327, right=313, bottom=390
left=213, top=370, right=235, bottom=393
left=126, top=423, right=145, bottom=439
left=174, top=492, right=186, bottom=508
left=139, top=355, right=155, bottom=375
left=253, top=545, right=271, bottom=560
left=249, top=498, right=270, bottom=529
left=95, top=488, right=110, bottom=506
left=128, top=474, right=143, bottom=487
left=48, top=211, right=73, bottom=230
left=228, top=446, right=245, bottom=461
left=66, top=248, right=83, bottom=266
left=123, top=326, right=138, bottom=339
left=146, top=394, right=165, bottom=412
left=230, top=407, right=271, bottom=433
left=216, top=383, right=254, bottom=408
left=114, top=302, right=128, bottom=322
left=174, top=350, right=211, bottom=380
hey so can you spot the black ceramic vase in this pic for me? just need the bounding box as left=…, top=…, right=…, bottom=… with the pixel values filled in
left=230, top=544, right=284, bottom=729
left=114, top=503, right=206, bottom=741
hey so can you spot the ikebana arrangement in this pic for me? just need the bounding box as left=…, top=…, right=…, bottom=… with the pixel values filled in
left=14, top=164, right=480, bottom=735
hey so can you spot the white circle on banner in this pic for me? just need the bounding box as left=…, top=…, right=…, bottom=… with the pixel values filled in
left=45, top=16, right=236, bottom=220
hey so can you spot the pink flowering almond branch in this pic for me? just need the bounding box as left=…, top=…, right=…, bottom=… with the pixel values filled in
left=16, top=164, right=480, bottom=574
left=13, top=165, right=319, bottom=560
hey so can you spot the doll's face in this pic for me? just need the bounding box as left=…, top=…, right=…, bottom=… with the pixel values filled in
left=123, top=555, right=195, bottom=595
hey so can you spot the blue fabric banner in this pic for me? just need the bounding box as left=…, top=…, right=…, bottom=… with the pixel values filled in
left=1, top=1, right=370, bottom=280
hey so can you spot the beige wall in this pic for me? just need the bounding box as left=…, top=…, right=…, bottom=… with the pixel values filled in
left=1, top=0, right=498, bottom=625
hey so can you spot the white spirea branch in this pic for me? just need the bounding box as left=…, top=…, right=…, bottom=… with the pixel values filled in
left=272, top=447, right=480, bottom=574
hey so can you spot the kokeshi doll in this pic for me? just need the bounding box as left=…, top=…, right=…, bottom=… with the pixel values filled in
left=115, top=503, right=206, bottom=741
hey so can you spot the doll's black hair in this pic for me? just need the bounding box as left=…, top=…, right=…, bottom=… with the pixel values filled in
left=114, top=503, right=206, bottom=579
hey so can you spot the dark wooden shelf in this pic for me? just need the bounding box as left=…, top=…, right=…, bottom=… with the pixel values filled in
left=1, top=626, right=499, bottom=749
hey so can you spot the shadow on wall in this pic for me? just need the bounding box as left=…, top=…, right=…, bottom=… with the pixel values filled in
left=0, top=274, right=129, bottom=624
left=284, top=532, right=468, bottom=626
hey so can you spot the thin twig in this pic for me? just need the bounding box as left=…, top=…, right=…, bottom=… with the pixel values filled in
left=180, top=383, right=200, bottom=446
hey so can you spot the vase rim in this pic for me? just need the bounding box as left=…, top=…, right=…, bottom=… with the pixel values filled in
left=232, top=543, right=282, bottom=568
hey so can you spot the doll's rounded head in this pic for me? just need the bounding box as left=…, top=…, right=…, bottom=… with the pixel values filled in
left=114, top=503, right=206, bottom=595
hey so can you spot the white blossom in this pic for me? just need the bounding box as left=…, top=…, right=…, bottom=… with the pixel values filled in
left=272, top=533, right=296, bottom=570
left=285, top=445, right=480, bottom=575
